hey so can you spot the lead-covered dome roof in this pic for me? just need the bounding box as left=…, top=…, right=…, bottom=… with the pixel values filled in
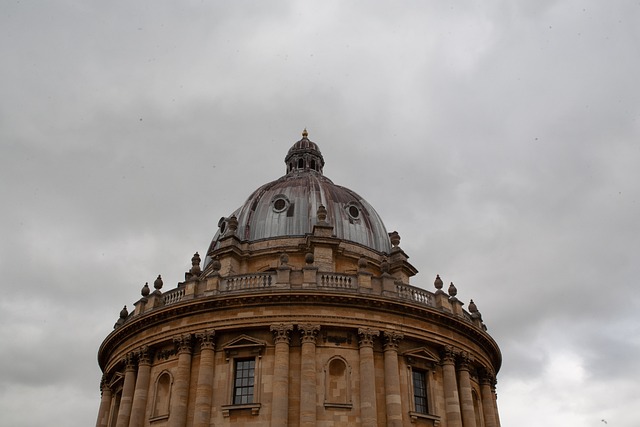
left=205, top=131, right=392, bottom=263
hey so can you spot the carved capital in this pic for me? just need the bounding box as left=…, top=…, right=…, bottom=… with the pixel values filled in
left=271, top=323, right=294, bottom=345
left=479, top=367, right=495, bottom=385
left=441, top=345, right=457, bottom=365
left=100, top=375, right=111, bottom=395
left=357, top=328, right=379, bottom=348
left=382, top=331, right=404, bottom=351
left=298, top=324, right=321, bottom=344
left=136, top=345, right=152, bottom=365
left=195, top=330, right=216, bottom=350
left=174, top=334, right=193, bottom=354
left=457, top=350, right=473, bottom=372
left=122, top=352, right=137, bottom=370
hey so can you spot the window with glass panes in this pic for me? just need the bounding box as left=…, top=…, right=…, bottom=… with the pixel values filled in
left=233, top=358, right=255, bottom=404
left=412, top=370, right=428, bottom=414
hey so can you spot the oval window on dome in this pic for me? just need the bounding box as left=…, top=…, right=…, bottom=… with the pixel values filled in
left=347, top=204, right=360, bottom=219
left=218, top=217, right=227, bottom=234
left=272, top=195, right=290, bottom=213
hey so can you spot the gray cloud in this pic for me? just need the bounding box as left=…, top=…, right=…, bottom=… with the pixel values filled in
left=1, top=1, right=639, bottom=426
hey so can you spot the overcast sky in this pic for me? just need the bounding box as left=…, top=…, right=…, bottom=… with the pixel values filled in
left=1, top=1, right=639, bottom=426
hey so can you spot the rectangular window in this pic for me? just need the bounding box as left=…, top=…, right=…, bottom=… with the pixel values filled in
left=233, top=358, right=255, bottom=405
left=412, top=370, right=428, bottom=414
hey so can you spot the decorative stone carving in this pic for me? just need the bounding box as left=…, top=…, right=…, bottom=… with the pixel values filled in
left=358, top=328, right=379, bottom=348
left=196, top=330, right=216, bottom=350
left=298, top=324, right=320, bottom=344
left=123, top=351, right=137, bottom=370
left=174, top=334, right=193, bottom=354
left=136, top=345, right=151, bottom=365
left=114, top=305, right=128, bottom=329
left=279, top=253, right=289, bottom=266
left=441, top=345, right=457, bottom=364
left=227, top=215, right=238, bottom=234
left=434, top=274, right=444, bottom=294
left=389, top=231, right=401, bottom=247
left=305, top=252, right=314, bottom=265
left=382, top=331, right=404, bottom=351
left=317, top=204, right=328, bottom=223
left=457, top=350, right=473, bottom=371
left=154, top=275, right=163, bottom=292
left=211, top=256, right=221, bottom=273
left=271, top=323, right=294, bottom=344
left=380, top=256, right=390, bottom=274
left=358, top=257, right=368, bottom=271
left=190, top=252, right=201, bottom=276
left=448, top=282, right=457, bottom=298
left=141, top=282, right=150, bottom=297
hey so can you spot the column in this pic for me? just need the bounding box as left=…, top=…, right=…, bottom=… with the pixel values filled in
left=129, top=346, right=152, bottom=427
left=116, top=353, right=137, bottom=427
left=383, top=331, right=404, bottom=427
left=96, top=376, right=112, bottom=427
left=457, top=352, right=476, bottom=427
left=492, top=384, right=501, bottom=427
left=271, top=324, right=293, bottom=427
left=441, top=346, right=462, bottom=427
left=194, top=330, right=216, bottom=427
left=299, top=324, right=320, bottom=427
left=358, top=328, right=379, bottom=427
left=169, top=334, right=193, bottom=427
left=480, top=371, right=497, bottom=427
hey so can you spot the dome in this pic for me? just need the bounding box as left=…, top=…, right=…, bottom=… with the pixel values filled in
left=205, top=131, right=392, bottom=264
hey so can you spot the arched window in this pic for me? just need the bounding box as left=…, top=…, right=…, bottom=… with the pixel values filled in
left=310, top=159, right=316, bottom=171
left=297, top=158, right=304, bottom=169
left=324, top=357, right=351, bottom=408
left=151, top=371, right=172, bottom=420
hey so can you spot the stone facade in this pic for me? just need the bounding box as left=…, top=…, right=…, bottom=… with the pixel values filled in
left=96, top=131, right=502, bottom=427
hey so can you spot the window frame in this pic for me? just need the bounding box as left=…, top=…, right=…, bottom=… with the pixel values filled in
left=404, top=349, right=440, bottom=424
left=221, top=335, right=266, bottom=417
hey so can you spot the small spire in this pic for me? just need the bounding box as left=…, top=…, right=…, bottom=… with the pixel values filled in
left=302, top=128, right=308, bottom=138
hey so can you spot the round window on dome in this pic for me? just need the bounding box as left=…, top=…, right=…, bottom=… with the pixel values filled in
left=272, top=195, right=290, bottom=213
left=218, top=217, right=227, bottom=234
left=348, top=205, right=360, bottom=219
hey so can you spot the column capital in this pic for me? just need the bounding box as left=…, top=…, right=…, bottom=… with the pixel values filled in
left=357, top=328, right=379, bottom=348
left=298, top=323, right=321, bottom=344
left=479, top=367, right=496, bottom=385
left=382, top=331, right=404, bottom=351
left=174, top=333, right=193, bottom=355
left=136, top=345, right=152, bottom=365
left=457, top=350, right=473, bottom=372
left=441, top=345, right=458, bottom=365
left=122, top=351, right=137, bottom=370
left=100, top=374, right=112, bottom=395
left=271, top=323, right=294, bottom=344
left=195, top=329, right=216, bottom=350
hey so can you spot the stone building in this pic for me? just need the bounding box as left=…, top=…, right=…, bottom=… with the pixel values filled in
left=96, top=130, right=502, bottom=427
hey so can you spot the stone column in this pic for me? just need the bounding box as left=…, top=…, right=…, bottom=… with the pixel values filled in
left=358, top=328, right=379, bottom=427
left=129, top=346, right=152, bottom=427
left=194, top=330, right=216, bottom=427
left=441, top=346, right=463, bottom=427
left=457, top=352, right=476, bottom=427
left=271, top=324, right=293, bottom=427
left=96, top=376, right=112, bottom=427
left=480, top=371, right=497, bottom=427
left=299, top=324, right=320, bottom=427
left=492, top=384, right=501, bottom=427
left=169, top=334, right=193, bottom=427
left=116, top=353, right=137, bottom=427
left=383, top=331, right=404, bottom=427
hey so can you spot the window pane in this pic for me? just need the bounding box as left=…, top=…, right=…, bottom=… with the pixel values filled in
left=413, top=370, right=428, bottom=414
left=233, top=358, right=255, bottom=404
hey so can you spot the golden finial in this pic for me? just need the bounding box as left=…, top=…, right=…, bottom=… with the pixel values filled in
left=302, top=128, right=308, bottom=138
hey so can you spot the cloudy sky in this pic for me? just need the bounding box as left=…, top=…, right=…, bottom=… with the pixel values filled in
left=1, top=1, right=639, bottom=426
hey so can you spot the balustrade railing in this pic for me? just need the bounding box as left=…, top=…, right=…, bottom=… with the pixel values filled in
left=319, top=274, right=356, bottom=289
left=223, top=273, right=274, bottom=292
left=163, top=288, right=185, bottom=306
left=396, top=284, right=434, bottom=307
